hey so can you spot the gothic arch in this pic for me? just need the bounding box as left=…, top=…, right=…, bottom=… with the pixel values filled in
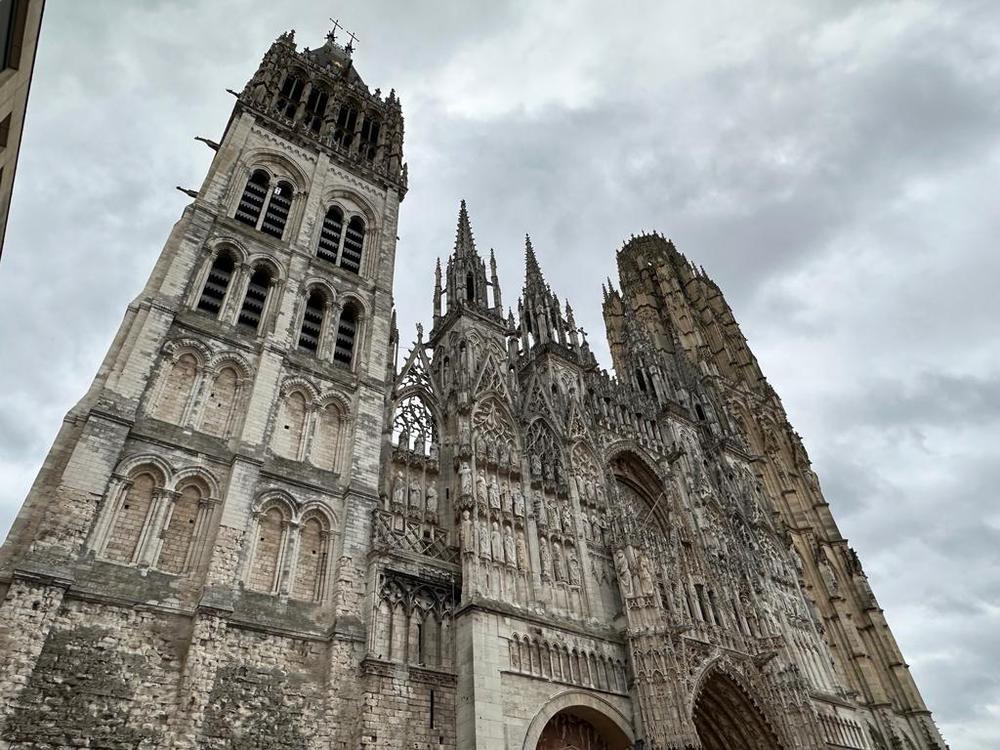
left=690, top=658, right=786, bottom=750
left=521, top=690, right=634, bottom=750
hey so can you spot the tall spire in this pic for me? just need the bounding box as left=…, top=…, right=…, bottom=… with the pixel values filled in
left=524, top=233, right=545, bottom=289
left=454, top=199, right=477, bottom=258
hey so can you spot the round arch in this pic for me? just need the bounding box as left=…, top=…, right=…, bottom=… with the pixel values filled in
left=522, top=690, right=634, bottom=750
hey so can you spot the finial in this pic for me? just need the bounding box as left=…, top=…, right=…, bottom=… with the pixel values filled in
left=416, top=322, right=424, bottom=341
left=326, top=18, right=342, bottom=44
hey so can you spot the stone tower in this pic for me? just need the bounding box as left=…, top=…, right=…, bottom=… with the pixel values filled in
left=0, top=26, right=947, bottom=750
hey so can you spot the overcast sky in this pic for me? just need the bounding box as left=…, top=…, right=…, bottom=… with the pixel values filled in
left=1, top=1, right=998, bottom=746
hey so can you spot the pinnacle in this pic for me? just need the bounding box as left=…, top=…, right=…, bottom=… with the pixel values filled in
left=453, top=200, right=477, bottom=258
left=524, top=234, right=545, bottom=287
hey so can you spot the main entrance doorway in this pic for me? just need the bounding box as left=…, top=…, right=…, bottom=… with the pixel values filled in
left=532, top=705, right=632, bottom=750
left=693, top=672, right=783, bottom=750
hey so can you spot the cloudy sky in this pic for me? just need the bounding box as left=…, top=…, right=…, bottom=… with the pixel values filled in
left=1, top=1, right=998, bottom=746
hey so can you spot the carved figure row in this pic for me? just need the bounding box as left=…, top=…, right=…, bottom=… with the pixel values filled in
left=390, top=470, right=440, bottom=522
left=508, top=633, right=628, bottom=694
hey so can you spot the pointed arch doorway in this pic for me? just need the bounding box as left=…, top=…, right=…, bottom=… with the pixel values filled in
left=693, top=671, right=784, bottom=750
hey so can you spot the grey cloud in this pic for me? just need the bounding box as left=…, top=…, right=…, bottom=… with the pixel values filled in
left=1, top=2, right=999, bottom=747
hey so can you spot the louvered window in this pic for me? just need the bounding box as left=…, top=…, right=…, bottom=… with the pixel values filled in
left=197, top=253, right=234, bottom=317
left=334, top=305, right=358, bottom=366
left=360, top=117, right=380, bottom=161
left=236, top=170, right=269, bottom=227
left=305, top=88, right=329, bottom=134
left=334, top=104, right=358, bottom=148
left=298, top=290, right=327, bottom=353
left=276, top=74, right=305, bottom=120
left=261, top=181, right=293, bottom=239
left=340, top=216, right=365, bottom=274
left=238, top=268, right=272, bottom=332
left=318, top=206, right=343, bottom=263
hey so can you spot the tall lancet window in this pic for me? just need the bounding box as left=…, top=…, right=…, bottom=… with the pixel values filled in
left=360, top=116, right=381, bottom=161
left=197, top=252, right=234, bottom=317
left=317, top=206, right=344, bottom=263
left=235, top=170, right=270, bottom=228
left=334, top=102, right=358, bottom=148
left=238, top=267, right=272, bottom=332
left=298, top=289, right=327, bottom=353
left=261, top=180, right=293, bottom=239
left=304, top=87, right=329, bottom=133
left=340, top=216, right=365, bottom=274
left=276, top=72, right=305, bottom=120
left=334, top=304, right=358, bottom=366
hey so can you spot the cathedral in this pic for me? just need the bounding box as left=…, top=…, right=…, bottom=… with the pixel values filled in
left=0, top=27, right=948, bottom=750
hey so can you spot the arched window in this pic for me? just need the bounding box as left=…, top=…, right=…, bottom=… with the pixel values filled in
left=154, top=353, right=198, bottom=424
left=340, top=216, right=364, bottom=274
left=334, top=304, right=358, bottom=367
left=248, top=505, right=286, bottom=593
left=272, top=390, right=308, bottom=460
left=157, top=481, right=202, bottom=574
left=201, top=366, right=239, bottom=438
left=235, top=170, right=270, bottom=227
left=276, top=73, right=305, bottom=120
left=261, top=180, right=293, bottom=239
left=304, top=87, right=329, bottom=133
left=317, top=205, right=343, bottom=263
left=636, top=369, right=648, bottom=393
left=292, top=514, right=328, bottom=601
left=360, top=116, right=381, bottom=161
left=104, top=472, right=157, bottom=563
left=298, top=289, right=328, bottom=353
left=312, top=403, right=342, bottom=470
left=466, top=272, right=475, bottom=302
left=237, top=266, right=272, bottom=332
left=197, top=252, right=234, bottom=316
left=334, top=102, right=358, bottom=148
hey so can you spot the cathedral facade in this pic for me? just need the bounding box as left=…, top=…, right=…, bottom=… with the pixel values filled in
left=0, top=28, right=947, bottom=750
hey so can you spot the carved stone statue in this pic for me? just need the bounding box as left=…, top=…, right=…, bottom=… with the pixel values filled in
left=638, top=554, right=655, bottom=596
left=488, top=477, right=501, bottom=511
left=479, top=519, right=491, bottom=558
left=501, top=483, right=512, bottom=514
left=425, top=485, right=439, bottom=520
left=568, top=551, right=581, bottom=586
left=503, top=525, right=516, bottom=567
left=552, top=542, right=565, bottom=581
left=392, top=470, right=406, bottom=510
left=539, top=538, right=552, bottom=580
left=459, top=461, right=472, bottom=496
left=516, top=530, right=528, bottom=570
left=476, top=473, right=488, bottom=504
left=560, top=503, right=573, bottom=534
left=534, top=491, right=547, bottom=527
left=460, top=510, right=474, bottom=553
left=818, top=554, right=840, bottom=596
left=491, top=521, right=503, bottom=561
left=530, top=453, right=542, bottom=477
left=512, top=486, right=525, bottom=517
left=614, top=549, right=632, bottom=596
left=408, top=480, right=423, bottom=514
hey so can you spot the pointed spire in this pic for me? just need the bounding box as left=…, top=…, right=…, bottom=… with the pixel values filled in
left=454, top=199, right=477, bottom=257
left=524, top=234, right=545, bottom=288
